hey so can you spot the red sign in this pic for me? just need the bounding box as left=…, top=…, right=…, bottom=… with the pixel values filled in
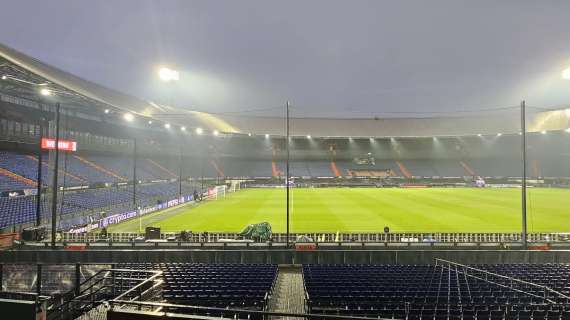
left=41, top=138, right=77, bottom=152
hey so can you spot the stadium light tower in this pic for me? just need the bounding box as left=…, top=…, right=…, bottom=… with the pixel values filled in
left=158, top=67, right=180, bottom=82
left=562, top=67, right=570, bottom=80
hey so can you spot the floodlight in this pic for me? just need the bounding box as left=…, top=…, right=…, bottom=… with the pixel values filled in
left=104, top=109, right=110, bottom=114
left=566, top=128, right=570, bottom=133
left=196, top=127, right=203, bottom=135
left=213, top=130, right=219, bottom=136
left=565, top=109, right=570, bottom=117
left=148, top=120, right=153, bottom=125
left=1, top=75, right=6, bottom=80
left=248, top=133, right=252, bottom=137
left=265, top=134, right=270, bottom=138
left=541, top=130, right=547, bottom=134
left=123, top=113, right=134, bottom=122
left=164, top=123, right=171, bottom=129
left=307, top=135, right=311, bottom=139
left=496, top=133, right=502, bottom=137
left=563, top=68, right=570, bottom=80
left=477, top=134, right=482, bottom=137
left=40, top=88, right=52, bottom=96
left=158, top=67, right=180, bottom=81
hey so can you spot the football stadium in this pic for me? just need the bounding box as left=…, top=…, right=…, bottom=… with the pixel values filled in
left=2, top=2, right=570, bottom=319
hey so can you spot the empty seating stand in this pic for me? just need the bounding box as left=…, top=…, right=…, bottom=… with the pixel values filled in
left=303, top=264, right=570, bottom=320
left=117, top=263, right=278, bottom=319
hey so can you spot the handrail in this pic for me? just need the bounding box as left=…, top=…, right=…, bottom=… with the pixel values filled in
left=435, top=258, right=570, bottom=303
left=110, top=299, right=392, bottom=320
left=113, top=270, right=163, bottom=301
left=47, top=268, right=162, bottom=320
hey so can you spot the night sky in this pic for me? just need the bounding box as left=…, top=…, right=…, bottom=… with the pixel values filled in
left=2, top=0, right=570, bottom=117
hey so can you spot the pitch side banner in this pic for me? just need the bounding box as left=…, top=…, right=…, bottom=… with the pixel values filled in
left=41, top=138, right=77, bottom=152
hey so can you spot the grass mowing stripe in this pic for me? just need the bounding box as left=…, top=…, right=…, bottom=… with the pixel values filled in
left=105, top=187, right=570, bottom=233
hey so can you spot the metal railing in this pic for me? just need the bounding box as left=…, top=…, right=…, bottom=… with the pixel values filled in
left=60, top=231, right=570, bottom=244
left=108, top=300, right=391, bottom=320
left=46, top=268, right=162, bottom=320
left=435, top=258, right=570, bottom=304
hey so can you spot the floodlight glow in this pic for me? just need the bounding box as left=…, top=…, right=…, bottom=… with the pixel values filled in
left=307, top=135, right=311, bottom=139
left=566, top=128, right=570, bottom=133
left=148, top=120, right=153, bottom=124
left=497, top=133, right=502, bottom=137
left=1, top=75, right=6, bottom=80
left=195, top=127, right=203, bottom=135
left=541, top=130, right=547, bottom=134
left=213, top=130, right=219, bottom=136
left=158, top=67, right=180, bottom=81
left=565, top=109, right=570, bottom=117
left=477, top=134, right=482, bottom=137
left=248, top=133, right=252, bottom=137
left=104, top=109, right=110, bottom=114
left=123, top=113, right=134, bottom=122
left=163, top=123, right=171, bottom=129
left=40, top=88, right=52, bottom=96
left=563, top=68, right=570, bottom=80
left=265, top=134, right=270, bottom=138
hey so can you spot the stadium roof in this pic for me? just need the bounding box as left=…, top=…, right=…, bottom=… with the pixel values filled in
left=1, top=42, right=570, bottom=138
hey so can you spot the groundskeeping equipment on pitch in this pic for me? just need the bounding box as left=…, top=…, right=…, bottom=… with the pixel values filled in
left=238, top=222, right=272, bottom=241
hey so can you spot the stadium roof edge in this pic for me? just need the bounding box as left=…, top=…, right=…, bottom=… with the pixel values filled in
left=0, top=42, right=161, bottom=117
left=1, top=42, right=570, bottom=137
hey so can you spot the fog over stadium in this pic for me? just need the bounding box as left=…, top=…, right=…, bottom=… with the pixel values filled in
left=2, top=0, right=570, bottom=117
left=5, top=3, right=570, bottom=319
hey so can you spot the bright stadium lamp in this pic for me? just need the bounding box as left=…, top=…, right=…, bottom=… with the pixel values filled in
left=158, top=67, right=180, bottom=82
left=565, top=109, right=570, bottom=117
left=213, top=130, right=219, bottom=136
left=104, top=109, right=110, bottom=114
left=307, top=135, right=311, bottom=139
left=477, top=134, right=483, bottom=137
left=563, top=67, right=570, bottom=80
left=248, top=133, right=252, bottom=137
left=541, top=130, right=547, bottom=134
left=195, top=127, right=203, bottom=135
left=164, top=123, right=171, bottom=129
left=1, top=75, right=6, bottom=80
left=148, top=120, right=153, bottom=124
left=566, top=128, right=570, bottom=133
left=123, top=113, right=134, bottom=122
left=40, top=88, right=52, bottom=96
left=497, top=133, right=502, bottom=137
left=265, top=134, right=270, bottom=138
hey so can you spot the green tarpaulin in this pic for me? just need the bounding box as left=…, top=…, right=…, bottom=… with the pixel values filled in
left=239, top=222, right=272, bottom=241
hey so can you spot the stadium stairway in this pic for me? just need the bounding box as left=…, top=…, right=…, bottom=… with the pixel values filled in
left=272, top=161, right=282, bottom=178
left=460, top=160, right=476, bottom=176
left=146, top=159, right=178, bottom=179
left=330, top=161, right=342, bottom=177
left=532, top=159, right=542, bottom=177
left=210, top=159, right=225, bottom=177
left=0, top=167, right=36, bottom=187
left=395, top=161, right=412, bottom=178
left=73, top=155, right=128, bottom=182
left=267, top=265, right=306, bottom=317
left=27, top=155, right=87, bottom=185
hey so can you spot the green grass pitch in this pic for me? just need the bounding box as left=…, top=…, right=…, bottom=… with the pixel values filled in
left=107, top=187, right=570, bottom=233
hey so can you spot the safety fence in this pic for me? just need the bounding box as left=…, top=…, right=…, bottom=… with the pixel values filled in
left=60, top=232, right=570, bottom=244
